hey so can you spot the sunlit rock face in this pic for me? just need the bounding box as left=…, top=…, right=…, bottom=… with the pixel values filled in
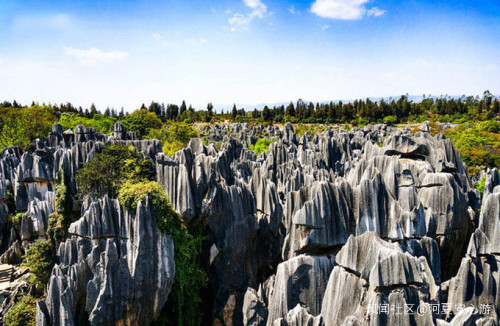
left=0, top=121, right=495, bottom=325
left=36, top=196, right=175, bottom=326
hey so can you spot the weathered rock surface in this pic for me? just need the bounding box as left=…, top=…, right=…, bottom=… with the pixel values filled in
left=37, top=196, right=175, bottom=326
left=0, top=121, right=496, bottom=325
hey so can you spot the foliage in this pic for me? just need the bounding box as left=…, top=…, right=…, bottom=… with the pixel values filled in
left=55, top=175, right=71, bottom=213
left=76, top=144, right=151, bottom=198
left=443, top=124, right=500, bottom=169
left=383, top=115, right=398, bottom=125
left=46, top=212, right=68, bottom=245
left=477, top=120, right=500, bottom=133
left=122, top=109, right=162, bottom=138
left=118, top=181, right=177, bottom=232
left=168, top=122, right=198, bottom=143
left=169, top=223, right=207, bottom=326
left=249, top=138, right=274, bottom=155
left=11, top=212, right=24, bottom=231
left=294, top=124, right=327, bottom=136
left=4, top=295, right=37, bottom=326
left=22, top=240, right=55, bottom=293
left=59, top=113, right=117, bottom=134
left=477, top=176, right=486, bottom=196
left=0, top=105, right=57, bottom=151
left=118, top=181, right=207, bottom=326
left=145, top=122, right=198, bottom=156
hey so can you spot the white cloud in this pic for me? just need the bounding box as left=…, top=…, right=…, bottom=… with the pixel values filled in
left=311, top=0, right=385, bottom=20
left=288, top=5, right=298, bottom=14
left=322, top=24, right=330, bottom=30
left=151, top=33, right=169, bottom=46
left=64, top=47, right=128, bottom=65
left=367, top=7, right=386, bottom=17
left=228, top=0, right=267, bottom=30
left=200, top=38, right=208, bottom=43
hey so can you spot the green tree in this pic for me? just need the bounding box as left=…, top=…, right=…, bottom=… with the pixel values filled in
left=122, top=109, right=162, bottom=138
left=261, top=106, right=272, bottom=122
left=23, top=240, right=55, bottom=293
left=59, top=112, right=117, bottom=134
left=232, top=104, right=238, bottom=120
left=0, top=106, right=57, bottom=151
left=76, top=144, right=152, bottom=198
left=383, top=115, right=398, bottom=125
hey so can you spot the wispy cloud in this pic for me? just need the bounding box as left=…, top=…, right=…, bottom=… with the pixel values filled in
left=322, top=24, right=330, bottom=30
left=288, top=5, right=298, bottom=14
left=367, top=7, right=386, bottom=17
left=311, top=0, right=385, bottom=20
left=151, top=33, right=169, bottom=46
left=228, top=0, right=267, bottom=31
left=64, top=47, right=128, bottom=65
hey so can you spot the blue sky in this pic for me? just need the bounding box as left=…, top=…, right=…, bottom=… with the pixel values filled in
left=0, top=0, right=499, bottom=111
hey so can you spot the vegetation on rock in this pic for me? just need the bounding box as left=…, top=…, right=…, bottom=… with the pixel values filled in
left=4, top=295, right=37, bottom=326
left=146, top=122, right=198, bottom=156
left=22, top=240, right=55, bottom=293
left=249, top=138, right=275, bottom=155
left=119, top=181, right=207, bottom=326
left=76, top=144, right=152, bottom=198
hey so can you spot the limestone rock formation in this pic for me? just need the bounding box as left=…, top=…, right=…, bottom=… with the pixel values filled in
left=0, top=121, right=496, bottom=325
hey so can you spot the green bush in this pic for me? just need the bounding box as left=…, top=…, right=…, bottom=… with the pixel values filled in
left=122, top=109, right=162, bottom=138
left=0, top=105, right=57, bottom=151
left=383, top=115, right=398, bottom=125
left=22, top=240, right=55, bottom=292
left=4, top=295, right=37, bottom=326
left=59, top=113, right=116, bottom=134
left=249, top=138, right=274, bottom=155
left=119, top=181, right=177, bottom=232
left=477, top=176, right=486, bottom=196
left=118, top=181, right=207, bottom=325
left=145, top=122, right=198, bottom=156
left=76, top=144, right=151, bottom=198
left=46, top=212, right=67, bottom=245
left=478, top=120, right=500, bottom=133
left=11, top=212, right=24, bottom=231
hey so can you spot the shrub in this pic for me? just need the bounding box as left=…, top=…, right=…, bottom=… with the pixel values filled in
left=0, top=105, right=57, bottom=151
left=118, top=181, right=177, bottom=232
left=22, top=240, right=55, bottom=292
left=478, top=120, right=500, bottom=133
left=119, top=181, right=207, bottom=325
left=76, top=144, right=151, bottom=198
left=477, top=176, right=486, bottom=196
left=54, top=177, right=71, bottom=213
left=4, top=295, right=37, bottom=326
left=145, top=123, right=198, bottom=156
left=249, top=138, right=274, bottom=155
left=46, top=212, right=67, bottom=245
left=59, top=113, right=116, bottom=134
left=11, top=212, right=24, bottom=231
left=383, top=115, right=398, bottom=125
left=122, top=109, right=162, bottom=138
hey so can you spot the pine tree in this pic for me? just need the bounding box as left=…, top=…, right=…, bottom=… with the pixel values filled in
left=90, top=103, right=98, bottom=117
left=232, top=104, right=237, bottom=120
left=180, top=101, right=187, bottom=115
